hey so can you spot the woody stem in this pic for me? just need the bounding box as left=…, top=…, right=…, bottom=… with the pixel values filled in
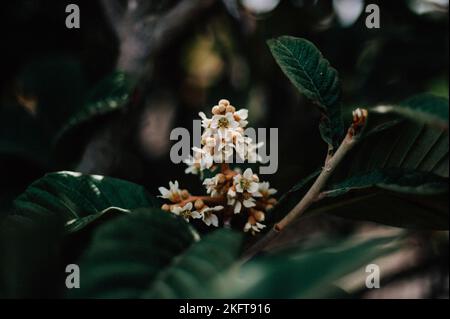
left=242, top=126, right=362, bottom=261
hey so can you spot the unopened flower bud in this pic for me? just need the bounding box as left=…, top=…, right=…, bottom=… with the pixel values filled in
left=226, top=105, right=235, bottom=113
left=194, top=199, right=204, bottom=210
left=217, top=173, right=226, bottom=184
left=253, top=210, right=265, bottom=222
left=252, top=174, right=259, bottom=182
left=268, top=198, right=277, bottom=205
left=219, top=99, right=230, bottom=107
left=212, top=105, right=220, bottom=114
left=218, top=104, right=226, bottom=113
left=161, top=204, right=171, bottom=211
left=181, top=189, right=190, bottom=199
left=265, top=204, right=274, bottom=211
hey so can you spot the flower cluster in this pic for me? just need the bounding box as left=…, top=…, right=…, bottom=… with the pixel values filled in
left=184, top=99, right=262, bottom=175
left=158, top=99, right=277, bottom=235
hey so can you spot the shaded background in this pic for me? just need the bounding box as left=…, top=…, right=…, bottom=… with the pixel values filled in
left=0, top=0, right=448, bottom=298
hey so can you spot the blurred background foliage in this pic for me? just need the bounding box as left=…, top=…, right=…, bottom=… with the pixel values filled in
left=0, top=0, right=448, bottom=298
left=1, top=0, right=448, bottom=199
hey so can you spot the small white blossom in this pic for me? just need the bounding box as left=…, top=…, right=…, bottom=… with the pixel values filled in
left=234, top=109, right=249, bottom=127
left=258, top=182, right=277, bottom=197
left=196, top=205, right=223, bottom=227
left=234, top=168, right=260, bottom=195
left=192, top=146, right=214, bottom=170
left=158, top=181, right=182, bottom=202
left=171, top=202, right=201, bottom=222
left=227, top=187, right=256, bottom=214
left=203, top=175, right=222, bottom=197
left=211, top=112, right=240, bottom=135
left=244, top=221, right=266, bottom=235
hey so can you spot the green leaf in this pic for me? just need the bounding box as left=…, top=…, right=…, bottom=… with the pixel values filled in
left=273, top=95, right=449, bottom=229
left=68, top=208, right=242, bottom=298
left=0, top=172, right=157, bottom=297
left=210, top=235, right=401, bottom=298
left=67, top=208, right=201, bottom=298
left=144, top=229, right=242, bottom=298
left=268, top=36, right=344, bottom=149
left=13, top=171, right=158, bottom=224
left=311, top=169, right=448, bottom=229
left=372, top=93, right=449, bottom=130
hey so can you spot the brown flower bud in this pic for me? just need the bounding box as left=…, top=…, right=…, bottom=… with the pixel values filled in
left=219, top=99, right=230, bottom=107
left=218, top=104, right=226, bottom=113
left=268, top=198, right=277, bottom=205
left=253, top=210, right=265, bottom=222
left=181, top=189, right=190, bottom=199
left=265, top=204, right=274, bottom=211
left=216, top=173, right=226, bottom=184
left=212, top=105, right=220, bottom=115
left=194, top=199, right=204, bottom=210
left=161, top=204, right=171, bottom=211
left=226, top=105, right=235, bottom=113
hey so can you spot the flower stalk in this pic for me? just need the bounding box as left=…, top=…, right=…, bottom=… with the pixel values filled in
left=242, top=108, right=368, bottom=260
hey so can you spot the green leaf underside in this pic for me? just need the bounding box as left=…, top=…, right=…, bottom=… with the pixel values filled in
left=268, top=36, right=344, bottom=149
left=211, top=236, right=400, bottom=298
left=68, top=208, right=235, bottom=298
left=272, top=94, right=448, bottom=229
left=13, top=171, right=158, bottom=224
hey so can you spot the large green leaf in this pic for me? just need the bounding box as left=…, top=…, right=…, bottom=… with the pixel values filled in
left=209, top=235, right=401, bottom=298
left=0, top=172, right=157, bottom=297
left=268, top=36, right=344, bottom=149
left=273, top=95, right=449, bottom=229
left=67, top=208, right=199, bottom=298
left=68, top=208, right=242, bottom=298
left=13, top=171, right=157, bottom=224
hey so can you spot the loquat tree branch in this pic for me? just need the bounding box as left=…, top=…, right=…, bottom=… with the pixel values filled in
left=242, top=109, right=368, bottom=261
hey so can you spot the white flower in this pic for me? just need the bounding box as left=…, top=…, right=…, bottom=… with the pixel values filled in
left=158, top=181, right=182, bottom=202
left=192, top=146, right=214, bottom=170
left=211, top=112, right=239, bottom=135
left=196, top=205, right=223, bottom=227
left=244, top=221, right=266, bottom=235
left=233, top=168, right=260, bottom=195
left=203, top=176, right=219, bottom=197
left=171, top=202, right=201, bottom=222
left=234, top=109, right=249, bottom=128
left=199, top=111, right=212, bottom=129
left=227, top=187, right=256, bottom=214
left=258, top=182, right=277, bottom=197
left=184, top=156, right=201, bottom=175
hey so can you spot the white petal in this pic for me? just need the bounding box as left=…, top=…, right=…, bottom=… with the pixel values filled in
left=191, top=211, right=202, bottom=219
left=183, top=202, right=193, bottom=210
left=235, top=183, right=244, bottom=193
left=236, top=109, right=248, bottom=120
left=198, top=112, right=207, bottom=120
left=158, top=187, right=170, bottom=197
left=243, top=198, right=256, bottom=208
left=243, top=168, right=253, bottom=179
left=234, top=201, right=242, bottom=214
left=247, top=182, right=259, bottom=194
